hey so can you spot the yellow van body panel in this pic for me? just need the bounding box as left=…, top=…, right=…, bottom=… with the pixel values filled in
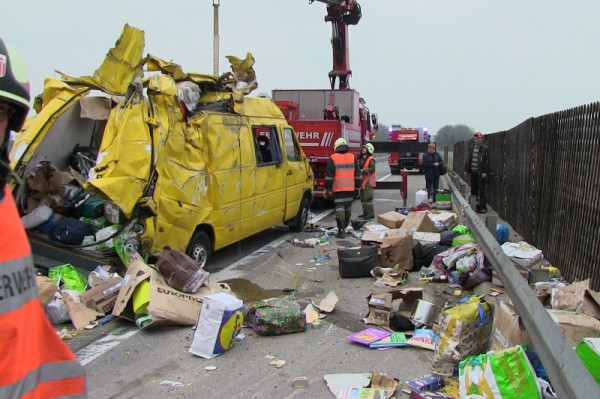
left=10, top=80, right=88, bottom=166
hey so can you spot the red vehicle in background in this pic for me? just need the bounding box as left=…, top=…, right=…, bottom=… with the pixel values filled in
left=272, top=0, right=377, bottom=199
left=387, top=125, right=430, bottom=174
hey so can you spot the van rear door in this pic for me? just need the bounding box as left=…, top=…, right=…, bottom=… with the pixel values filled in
left=282, top=127, right=309, bottom=221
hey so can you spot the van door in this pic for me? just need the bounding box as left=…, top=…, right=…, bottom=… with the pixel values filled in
left=282, top=127, right=309, bottom=221
left=251, top=125, right=285, bottom=233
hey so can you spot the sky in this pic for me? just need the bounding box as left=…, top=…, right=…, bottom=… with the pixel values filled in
left=3, top=1, right=600, bottom=135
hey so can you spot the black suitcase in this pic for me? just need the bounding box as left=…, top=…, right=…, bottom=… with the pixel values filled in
left=338, top=246, right=379, bottom=278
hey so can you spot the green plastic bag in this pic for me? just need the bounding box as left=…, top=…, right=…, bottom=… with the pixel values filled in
left=48, top=263, right=87, bottom=292
left=459, top=345, right=541, bottom=399
left=453, top=233, right=477, bottom=247
left=453, top=225, right=470, bottom=235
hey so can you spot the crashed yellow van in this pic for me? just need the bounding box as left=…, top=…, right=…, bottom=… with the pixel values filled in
left=10, top=24, right=313, bottom=268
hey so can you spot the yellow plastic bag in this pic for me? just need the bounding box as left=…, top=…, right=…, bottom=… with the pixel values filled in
left=432, top=296, right=494, bottom=376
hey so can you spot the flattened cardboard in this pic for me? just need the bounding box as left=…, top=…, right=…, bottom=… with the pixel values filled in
left=112, top=258, right=230, bottom=328
left=63, top=292, right=103, bottom=330
left=547, top=309, right=600, bottom=347
left=377, top=211, right=406, bottom=229
left=310, top=291, right=338, bottom=313
left=489, top=301, right=531, bottom=352
left=80, top=277, right=125, bottom=314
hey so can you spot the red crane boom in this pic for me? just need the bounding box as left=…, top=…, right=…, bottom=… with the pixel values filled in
left=309, top=0, right=362, bottom=90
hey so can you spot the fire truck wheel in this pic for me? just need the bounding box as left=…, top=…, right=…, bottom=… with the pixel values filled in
left=289, top=196, right=311, bottom=232
left=186, top=230, right=212, bottom=269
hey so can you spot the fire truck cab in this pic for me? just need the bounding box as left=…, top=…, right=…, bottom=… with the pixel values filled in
left=387, top=126, right=430, bottom=174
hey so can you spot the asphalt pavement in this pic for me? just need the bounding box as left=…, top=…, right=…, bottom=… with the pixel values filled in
left=72, top=169, right=482, bottom=399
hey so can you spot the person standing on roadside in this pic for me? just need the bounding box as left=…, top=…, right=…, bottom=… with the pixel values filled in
left=0, top=38, right=88, bottom=399
left=324, top=138, right=360, bottom=238
left=358, top=142, right=376, bottom=219
left=464, top=131, right=490, bottom=213
left=423, top=142, right=444, bottom=201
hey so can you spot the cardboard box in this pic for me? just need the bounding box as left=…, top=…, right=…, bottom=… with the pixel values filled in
left=365, top=288, right=423, bottom=327
left=501, top=241, right=543, bottom=268
left=412, top=232, right=441, bottom=246
left=489, top=301, right=531, bottom=352
left=377, top=211, right=406, bottom=229
left=399, top=212, right=438, bottom=234
left=361, top=228, right=396, bottom=245
left=427, top=212, right=457, bottom=230
left=112, top=258, right=230, bottom=328
left=366, top=292, right=394, bottom=327
left=80, top=277, right=126, bottom=314
left=493, top=241, right=544, bottom=286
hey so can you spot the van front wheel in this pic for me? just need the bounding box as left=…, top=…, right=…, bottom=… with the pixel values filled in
left=289, top=196, right=310, bottom=232
left=186, top=231, right=212, bottom=269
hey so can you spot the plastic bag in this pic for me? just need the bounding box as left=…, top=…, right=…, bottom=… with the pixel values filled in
left=452, top=233, right=477, bottom=247
left=189, top=292, right=244, bottom=359
left=432, top=296, right=494, bottom=376
left=459, top=345, right=542, bottom=399
left=48, top=264, right=87, bottom=292
left=243, top=294, right=306, bottom=336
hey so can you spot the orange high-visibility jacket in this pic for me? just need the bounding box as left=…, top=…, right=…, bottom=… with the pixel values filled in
left=331, top=152, right=356, bottom=193
left=0, top=185, right=87, bottom=399
left=360, top=155, right=376, bottom=189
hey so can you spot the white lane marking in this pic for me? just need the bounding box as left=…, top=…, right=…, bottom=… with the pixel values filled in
left=213, top=208, right=334, bottom=279
left=378, top=173, right=393, bottom=180
left=77, top=208, right=336, bottom=365
left=77, top=328, right=139, bottom=366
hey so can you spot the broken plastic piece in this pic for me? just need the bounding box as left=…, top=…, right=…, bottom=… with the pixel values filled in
left=292, top=377, right=309, bottom=388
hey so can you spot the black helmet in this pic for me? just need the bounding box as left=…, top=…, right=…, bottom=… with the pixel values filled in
left=0, top=38, right=30, bottom=133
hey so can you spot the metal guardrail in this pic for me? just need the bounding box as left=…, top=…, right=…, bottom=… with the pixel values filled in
left=445, top=172, right=600, bottom=399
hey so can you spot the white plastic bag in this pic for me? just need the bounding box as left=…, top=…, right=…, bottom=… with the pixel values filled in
left=189, top=293, right=244, bottom=359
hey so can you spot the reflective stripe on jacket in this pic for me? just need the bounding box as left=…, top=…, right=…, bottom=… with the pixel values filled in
left=330, top=152, right=356, bottom=193
left=0, top=185, right=87, bottom=399
left=360, top=155, right=376, bottom=189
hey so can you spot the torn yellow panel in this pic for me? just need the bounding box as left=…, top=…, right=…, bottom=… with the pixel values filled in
left=60, top=24, right=145, bottom=95
left=146, top=55, right=188, bottom=81
left=86, top=101, right=151, bottom=217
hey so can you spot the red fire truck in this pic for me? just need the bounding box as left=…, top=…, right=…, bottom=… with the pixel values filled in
left=272, top=0, right=377, bottom=199
left=387, top=125, right=430, bottom=175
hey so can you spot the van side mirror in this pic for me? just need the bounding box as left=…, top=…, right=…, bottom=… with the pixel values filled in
left=371, top=113, right=379, bottom=130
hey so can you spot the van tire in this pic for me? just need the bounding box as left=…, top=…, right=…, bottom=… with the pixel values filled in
left=289, top=196, right=310, bottom=232
left=186, top=231, right=211, bottom=268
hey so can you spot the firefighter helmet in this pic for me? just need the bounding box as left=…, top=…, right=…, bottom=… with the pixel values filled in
left=0, top=38, right=30, bottom=133
left=363, top=143, right=374, bottom=155
left=334, top=138, right=347, bottom=150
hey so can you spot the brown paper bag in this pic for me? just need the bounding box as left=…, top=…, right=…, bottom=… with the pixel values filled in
left=36, top=275, right=58, bottom=307
left=379, top=230, right=414, bottom=270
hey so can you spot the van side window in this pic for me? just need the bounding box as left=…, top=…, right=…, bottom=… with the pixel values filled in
left=283, top=128, right=301, bottom=162
left=253, top=126, right=282, bottom=165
